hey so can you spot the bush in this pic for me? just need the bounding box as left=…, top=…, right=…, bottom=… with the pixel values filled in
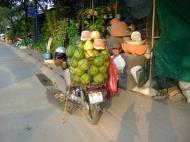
left=5, top=31, right=13, bottom=40
left=32, top=39, right=46, bottom=53
left=67, top=21, right=79, bottom=45
left=19, top=38, right=32, bottom=46
left=54, top=20, right=68, bottom=48
left=32, top=31, right=50, bottom=53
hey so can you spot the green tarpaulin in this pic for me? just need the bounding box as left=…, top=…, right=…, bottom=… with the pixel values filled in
left=154, top=0, right=190, bottom=82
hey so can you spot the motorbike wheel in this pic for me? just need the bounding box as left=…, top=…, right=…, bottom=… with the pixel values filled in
left=84, top=103, right=102, bottom=125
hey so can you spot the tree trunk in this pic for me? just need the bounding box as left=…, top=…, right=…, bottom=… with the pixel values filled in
left=24, top=8, right=29, bottom=36
left=21, top=0, right=29, bottom=37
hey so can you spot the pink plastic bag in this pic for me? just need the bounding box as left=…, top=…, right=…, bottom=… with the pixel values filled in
left=107, top=57, right=119, bottom=96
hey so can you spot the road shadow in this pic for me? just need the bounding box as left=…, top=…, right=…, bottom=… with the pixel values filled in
left=116, top=103, right=139, bottom=142
left=115, top=97, right=180, bottom=142
left=0, top=46, right=35, bottom=89
left=45, top=87, right=65, bottom=112
left=45, top=87, right=83, bottom=116
left=146, top=101, right=178, bottom=142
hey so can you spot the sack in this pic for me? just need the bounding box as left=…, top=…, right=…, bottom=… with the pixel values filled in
left=178, top=81, right=190, bottom=103
left=136, top=59, right=150, bottom=87
left=107, top=57, right=119, bottom=96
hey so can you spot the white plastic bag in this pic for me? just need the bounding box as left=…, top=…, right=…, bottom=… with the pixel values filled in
left=130, top=66, right=142, bottom=84
left=113, top=55, right=126, bottom=72
left=178, top=81, right=190, bottom=103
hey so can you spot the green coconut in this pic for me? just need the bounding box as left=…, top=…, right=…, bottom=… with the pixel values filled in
left=89, top=65, right=99, bottom=76
left=78, top=59, right=90, bottom=71
left=93, top=74, right=104, bottom=83
left=81, top=73, right=91, bottom=85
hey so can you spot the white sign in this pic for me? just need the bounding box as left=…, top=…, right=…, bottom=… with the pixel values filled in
left=88, top=92, right=103, bottom=104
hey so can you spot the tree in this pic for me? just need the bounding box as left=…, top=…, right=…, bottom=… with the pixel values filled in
left=0, top=7, right=19, bottom=31
left=0, top=0, right=11, bottom=7
left=9, top=0, right=32, bottom=35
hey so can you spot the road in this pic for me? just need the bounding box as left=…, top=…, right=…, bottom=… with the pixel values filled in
left=0, top=43, right=190, bottom=142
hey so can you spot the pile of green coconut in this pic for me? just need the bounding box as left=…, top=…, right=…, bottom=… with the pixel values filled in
left=66, top=31, right=109, bottom=85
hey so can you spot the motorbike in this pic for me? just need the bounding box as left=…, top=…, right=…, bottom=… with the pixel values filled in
left=52, top=48, right=111, bottom=124
left=65, top=83, right=109, bottom=124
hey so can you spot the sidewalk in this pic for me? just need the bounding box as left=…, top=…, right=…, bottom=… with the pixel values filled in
left=4, top=43, right=190, bottom=142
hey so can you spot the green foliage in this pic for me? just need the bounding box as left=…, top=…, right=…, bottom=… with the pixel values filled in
left=45, top=11, right=79, bottom=51
left=5, top=31, right=13, bottom=40
left=67, top=21, right=79, bottom=44
left=14, top=18, right=34, bottom=38
left=0, top=7, right=17, bottom=20
left=84, top=15, right=106, bottom=32
left=0, top=7, right=19, bottom=30
left=32, top=39, right=46, bottom=53
left=46, top=10, right=57, bottom=34
left=45, top=10, right=58, bottom=52
left=19, top=38, right=32, bottom=46
left=32, top=32, right=50, bottom=53
left=54, top=19, right=68, bottom=48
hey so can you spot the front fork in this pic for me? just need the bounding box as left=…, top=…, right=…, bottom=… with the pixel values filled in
left=81, top=89, right=104, bottom=112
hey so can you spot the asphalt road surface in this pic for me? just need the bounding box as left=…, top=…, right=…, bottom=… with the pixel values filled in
left=0, top=43, right=190, bottom=142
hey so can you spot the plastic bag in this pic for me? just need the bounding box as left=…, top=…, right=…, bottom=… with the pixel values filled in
left=113, top=55, right=126, bottom=72
left=178, top=81, right=190, bottom=103
left=107, top=57, right=118, bottom=96
left=130, top=65, right=142, bottom=84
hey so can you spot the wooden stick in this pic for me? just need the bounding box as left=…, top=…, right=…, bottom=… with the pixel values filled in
left=149, top=0, right=156, bottom=95
left=92, top=0, right=95, bottom=24
left=116, top=0, right=118, bottom=15
left=151, top=0, right=156, bottom=48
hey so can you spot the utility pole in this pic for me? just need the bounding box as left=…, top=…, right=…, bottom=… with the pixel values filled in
left=34, top=0, right=39, bottom=41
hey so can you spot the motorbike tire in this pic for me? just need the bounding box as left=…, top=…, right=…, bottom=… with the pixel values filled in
left=84, top=103, right=102, bottom=125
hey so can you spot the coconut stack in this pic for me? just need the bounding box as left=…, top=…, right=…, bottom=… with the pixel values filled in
left=66, top=31, right=109, bottom=85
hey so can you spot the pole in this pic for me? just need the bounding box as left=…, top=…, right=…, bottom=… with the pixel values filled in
left=81, top=0, right=85, bottom=31
left=115, top=0, right=118, bottom=15
left=151, top=0, right=156, bottom=48
left=92, top=0, right=95, bottom=24
left=35, top=1, right=39, bottom=41
left=149, top=0, right=156, bottom=95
